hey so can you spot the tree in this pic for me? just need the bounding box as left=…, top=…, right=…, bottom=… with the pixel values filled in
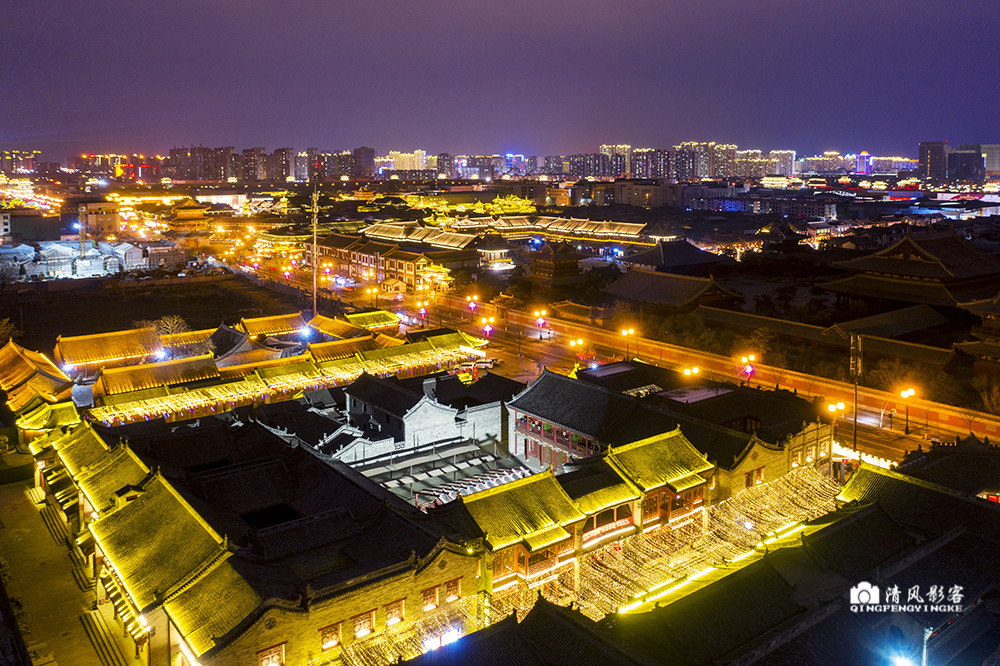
left=866, top=358, right=918, bottom=393
left=974, top=377, right=1000, bottom=416
left=0, top=318, right=17, bottom=346
left=774, top=285, right=798, bottom=314
left=769, top=349, right=789, bottom=389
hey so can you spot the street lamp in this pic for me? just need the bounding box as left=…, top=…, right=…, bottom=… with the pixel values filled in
left=828, top=401, right=845, bottom=444
left=621, top=327, right=635, bottom=358
left=740, top=354, right=756, bottom=382
left=683, top=366, right=699, bottom=376
left=900, top=388, right=915, bottom=434
left=534, top=310, right=547, bottom=340
left=467, top=295, right=478, bottom=319
left=481, top=316, right=495, bottom=336
left=366, top=287, right=378, bottom=308
left=417, top=300, right=428, bottom=325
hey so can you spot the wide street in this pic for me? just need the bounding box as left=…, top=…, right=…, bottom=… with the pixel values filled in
left=247, top=265, right=958, bottom=465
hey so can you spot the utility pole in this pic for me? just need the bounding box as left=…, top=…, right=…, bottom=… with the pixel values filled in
left=850, top=333, right=862, bottom=451
left=311, top=186, right=319, bottom=319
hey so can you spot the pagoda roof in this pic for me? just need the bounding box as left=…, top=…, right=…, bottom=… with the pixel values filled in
left=822, top=304, right=948, bottom=339
left=345, top=310, right=401, bottom=330
left=603, top=268, right=736, bottom=308
left=0, top=340, right=73, bottom=412
left=557, top=458, right=641, bottom=516
left=307, top=314, right=370, bottom=340
left=507, top=370, right=673, bottom=445
left=831, top=231, right=1000, bottom=280
left=93, top=354, right=220, bottom=398
left=54, top=327, right=162, bottom=368
left=620, top=239, right=732, bottom=271
left=16, top=400, right=81, bottom=432
left=605, top=429, right=713, bottom=493
left=818, top=273, right=998, bottom=307
left=240, top=313, right=308, bottom=338
left=461, top=470, right=585, bottom=551
left=307, top=336, right=378, bottom=362
left=959, top=292, right=1000, bottom=317
left=344, top=373, right=422, bottom=417
left=89, top=473, right=230, bottom=612
left=160, top=328, right=215, bottom=349
left=75, top=444, right=149, bottom=514
left=49, top=423, right=114, bottom=478
left=163, top=558, right=261, bottom=657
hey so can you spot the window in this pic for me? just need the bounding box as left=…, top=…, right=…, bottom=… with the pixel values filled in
left=527, top=548, right=553, bottom=567
left=709, top=474, right=716, bottom=490
left=258, top=644, right=285, bottom=666
left=422, top=586, right=438, bottom=611
left=806, top=445, right=816, bottom=463
left=792, top=448, right=803, bottom=467
left=745, top=467, right=765, bottom=487
left=819, top=438, right=829, bottom=457
left=642, top=494, right=658, bottom=519
left=352, top=610, right=374, bottom=638
left=385, top=599, right=404, bottom=626
left=445, top=579, right=460, bottom=602
left=320, top=623, right=342, bottom=651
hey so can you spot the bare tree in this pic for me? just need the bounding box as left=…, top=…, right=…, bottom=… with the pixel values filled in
left=0, top=318, right=16, bottom=346
left=974, top=377, right=1000, bottom=416
left=866, top=358, right=918, bottom=393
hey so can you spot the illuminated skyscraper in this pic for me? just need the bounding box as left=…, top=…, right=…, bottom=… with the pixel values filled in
left=353, top=146, right=376, bottom=179
left=982, top=144, right=1000, bottom=178
left=271, top=147, right=295, bottom=181
left=240, top=147, right=268, bottom=181
left=768, top=150, right=796, bottom=176
left=436, top=153, right=455, bottom=178
left=600, top=144, right=632, bottom=176
left=713, top=144, right=737, bottom=178
left=918, top=141, right=948, bottom=181
left=675, top=142, right=715, bottom=178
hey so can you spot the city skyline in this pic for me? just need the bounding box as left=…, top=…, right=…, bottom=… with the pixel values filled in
left=2, top=0, right=997, bottom=161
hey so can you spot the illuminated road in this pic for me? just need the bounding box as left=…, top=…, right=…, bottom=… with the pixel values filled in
left=242, top=269, right=966, bottom=464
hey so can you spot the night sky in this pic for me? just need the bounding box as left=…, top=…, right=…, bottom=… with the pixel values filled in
left=2, top=0, right=997, bottom=161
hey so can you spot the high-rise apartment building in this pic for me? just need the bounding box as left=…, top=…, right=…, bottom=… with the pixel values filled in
left=332, top=151, right=355, bottom=179
left=0, top=149, right=41, bottom=173
left=386, top=150, right=426, bottom=172
left=600, top=144, right=632, bottom=176
left=353, top=146, right=376, bottom=179
left=270, top=147, right=295, bottom=182
left=208, top=147, right=236, bottom=181
left=713, top=144, right=737, bottom=178
left=241, top=147, right=269, bottom=181
left=675, top=142, right=715, bottom=178
left=918, top=141, right=948, bottom=181
left=436, top=153, right=455, bottom=178
left=768, top=150, right=796, bottom=176
left=630, top=148, right=675, bottom=179
left=982, top=144, right=1000, bottom=178
left=295, top=149, right=316, bottom=181
left=673, top=145, right=699, bottom=181
left=854, top=151, right=872, bottom=175
left=947, top=145, right=985, bottom=181
left=542, top=156, right=565, bottom=175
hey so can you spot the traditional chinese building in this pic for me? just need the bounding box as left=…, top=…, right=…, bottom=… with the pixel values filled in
left=512, top=367, right=830, bottom=500
left=821, top=230, right=1000, bottom=308
left=530, top=242, right=582, bottom=287
left=29, top=419, right=487, bottom=666
left=602, top=268, right=738, bottom=314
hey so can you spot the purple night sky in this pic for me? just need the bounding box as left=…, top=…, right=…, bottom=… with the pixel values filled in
left=1, top=0, right=996, bottom=161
